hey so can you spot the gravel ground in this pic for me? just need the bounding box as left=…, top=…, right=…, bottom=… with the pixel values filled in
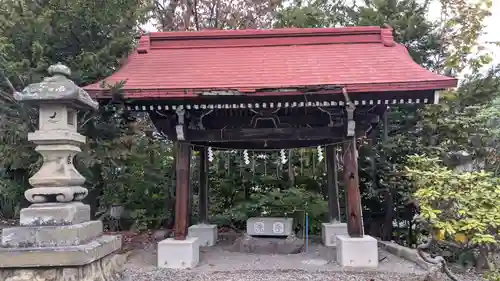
left=121, top=268, right=486, bottom=281
left=126, top=242, right=424, bottom=273
left=121, top=269, right=423, bottom=281
left=121, top=242, right=487, bottom=281
left=0, top=225, right=486, bottom=281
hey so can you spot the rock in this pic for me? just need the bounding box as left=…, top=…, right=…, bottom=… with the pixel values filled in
left=152, top=229, right=171, bottom=241
left=229, top=234, right=304, bottom=254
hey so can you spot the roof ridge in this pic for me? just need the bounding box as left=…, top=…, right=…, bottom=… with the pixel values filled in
left=135, top=26, right=397, bottom=52
left=137, top=35, right=151, bottom=54
left=381, top=25, right=395, bottom=47
left=148, top=26, right=384, bottom=40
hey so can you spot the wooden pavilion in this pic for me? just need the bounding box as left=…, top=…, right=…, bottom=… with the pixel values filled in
left=85, top=26, right=457, bottom=251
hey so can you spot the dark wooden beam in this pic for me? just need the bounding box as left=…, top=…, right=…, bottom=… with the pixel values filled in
left=198, top=147, right=209, bottom=224
left=174, top=141, right=192, bottom=240
left=326, top=144, right=341, bottom=222
left=201, top=113, right=343, bottom=129
left=382, top=108, right=389, bottom=142
left=149, top=112, right=178, bottom=141
left=187, top=126, right=350, bottom=142
left=343, top=137, right=363, bottom=237
left=191, top=140, right=342, bottom=150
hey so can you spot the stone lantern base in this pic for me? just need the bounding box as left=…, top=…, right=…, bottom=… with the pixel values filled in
left=0, top=253, right=125, bottom=281
left=0, top=203, right=123, bottom=281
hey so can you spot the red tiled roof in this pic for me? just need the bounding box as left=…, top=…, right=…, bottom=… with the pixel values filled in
left=85, top=26, right=457, bottom=99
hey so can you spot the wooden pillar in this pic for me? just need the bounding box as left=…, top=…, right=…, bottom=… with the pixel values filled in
left=343, top=137, right=363, bottom=238
left=382, top=108, right=389, bottom=142
left=198, top=147, right=209, bottom=224
left=381, top=108, right=394, bottom=240
left=174, top=141, right=192, bottom=240
left=326, top=145, right=341, bottom=222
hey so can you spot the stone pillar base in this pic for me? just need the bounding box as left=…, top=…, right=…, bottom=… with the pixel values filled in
left=158, top=237, right=199, bottom=269
left=321, top=222, right=348, bottom=246
left=336, top=235, right=378, bottom=268
left=0, top=252, right=126, bottom=281
left=188, top=224, right=217, bottom=246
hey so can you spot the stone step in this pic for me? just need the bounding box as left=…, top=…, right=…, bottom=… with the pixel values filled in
left=0, top=234, right=121, bottom=268
left=1, top=220, right=103, bottom=248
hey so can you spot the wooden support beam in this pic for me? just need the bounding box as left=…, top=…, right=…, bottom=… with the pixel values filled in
left=382, top=108, right=388, bottom=142
left=188, top=126, right=341, bottom=142
left=174, top=141, right=192, bottom=240
left=380, top=108, right=394, bottom=241
left=198, top=147, right=209, bottom=224
left=185, top=126, right=374, bottom=143
left=191, top=140, right=344, bottom=150
left=343, top=137, right=363, bottom=237
left=326, top=144, right=341, bottom=222
left=201, top=113, right=344, bottom=129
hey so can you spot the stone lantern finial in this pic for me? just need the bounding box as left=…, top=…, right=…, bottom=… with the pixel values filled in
left=15, top=64, right=98, bottom=204
left=47, top=63, right=71, bottom=77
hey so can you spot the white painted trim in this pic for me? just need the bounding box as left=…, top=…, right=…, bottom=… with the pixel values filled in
left=125, top=98, right=432, bottom=111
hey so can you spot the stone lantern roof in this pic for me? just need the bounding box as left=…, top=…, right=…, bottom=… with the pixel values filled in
left=14, top=63, right=98, bottom=111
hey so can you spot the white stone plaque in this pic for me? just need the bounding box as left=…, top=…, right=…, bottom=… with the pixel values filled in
left=272, top=222, right=284, bottom=234
left=246, top=217, right=293, bottom=236
left=254, top=222, right=265, bottom=234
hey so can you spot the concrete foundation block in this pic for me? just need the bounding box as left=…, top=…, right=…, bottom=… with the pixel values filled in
left=188, top=224, right=217, bottom=246
left=336, top=235, right=378, bottom=268
left=321, top=222, right=348, bottom=246
left=157, top=237, right=199, bottom=269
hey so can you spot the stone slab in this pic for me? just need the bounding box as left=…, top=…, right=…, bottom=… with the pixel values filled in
left=230, top=234, right=304, bottom=254
left=336, top=235, right=378, bottom=268
left=0, top=235, right=121, bottom=268
left=246, top=217, right=293, bottom=237
left=158, top=237, right=199, bottom=269
left=0, top=252, right=127, bottom=281
left=188, top=224, right=217, bottom=247
left=2, top=220, right=102, bottom=248
left=20, top=202, right=90, bottom=226
left=321, top=222, right=348, bottom=246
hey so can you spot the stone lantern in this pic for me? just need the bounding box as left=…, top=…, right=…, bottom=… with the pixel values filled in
left=19, top=63, right=97, bottom=205
left=0, top=64, right=123, bottom=281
